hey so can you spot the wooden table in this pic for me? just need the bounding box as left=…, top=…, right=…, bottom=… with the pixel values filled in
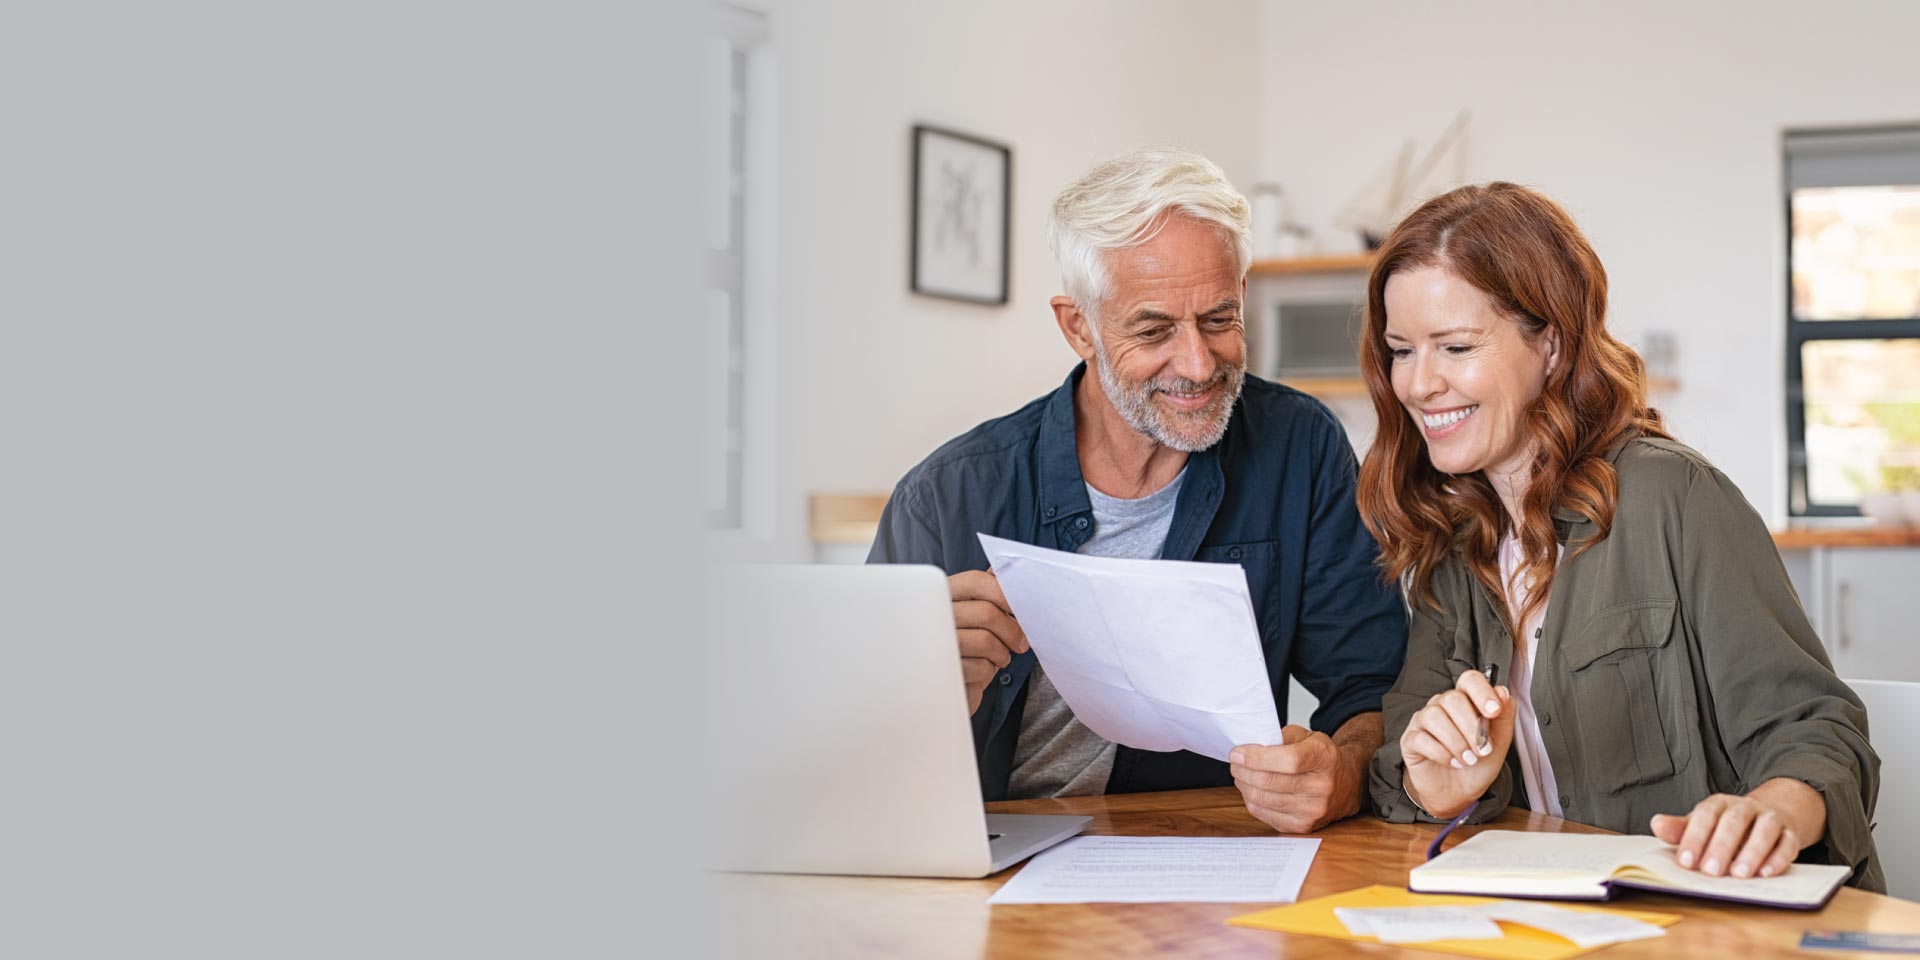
left=723, top=787, right=1920, bottom=958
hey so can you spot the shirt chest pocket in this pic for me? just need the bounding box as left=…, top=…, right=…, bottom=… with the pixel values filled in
left=1559, top=599, right=1683, bottom=795
left=1195, top=540, right=1278, bottom=640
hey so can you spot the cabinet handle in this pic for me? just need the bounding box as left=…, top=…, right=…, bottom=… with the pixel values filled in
left=1837, top=580, right=1851, bottom=652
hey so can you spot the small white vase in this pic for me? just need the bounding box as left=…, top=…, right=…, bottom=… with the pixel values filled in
left=1902, top=490, right=1920, bottom=527
left=1861, top=492, right=1907, bottom=525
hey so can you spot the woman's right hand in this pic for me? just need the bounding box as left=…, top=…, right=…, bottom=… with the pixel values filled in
left=1401, top=669, right=1515, bottom=819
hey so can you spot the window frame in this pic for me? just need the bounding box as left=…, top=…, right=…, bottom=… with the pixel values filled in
left=1783, top=125, right=1920, bottom=518
left=704, top=3, right=775, bottom=537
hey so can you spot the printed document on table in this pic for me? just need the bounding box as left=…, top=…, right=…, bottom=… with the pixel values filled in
left=989, top=836, right=1320, bottom=904
left=977, top=534, right=1282, bottom=762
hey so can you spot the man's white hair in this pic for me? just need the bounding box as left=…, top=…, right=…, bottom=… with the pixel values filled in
left=1046, top=147, right=1252, bottom=327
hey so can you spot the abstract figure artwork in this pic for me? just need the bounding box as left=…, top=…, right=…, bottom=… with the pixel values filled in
left=911, top=125, right=1011, bottom=305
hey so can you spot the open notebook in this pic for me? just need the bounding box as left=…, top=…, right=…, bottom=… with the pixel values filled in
left=1412, top=831, right=1851, bottom=910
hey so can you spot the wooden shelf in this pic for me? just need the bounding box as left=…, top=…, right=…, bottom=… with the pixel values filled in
left=1284, top=376, right=1372, bottom=398
left=1772, top=525, right=1920, bottom=550
left=1248, top=253, right=1375, bottom=275
left=810, top=493, right=888, bottom=545
left=1282, top=375, right=1680, bottom=400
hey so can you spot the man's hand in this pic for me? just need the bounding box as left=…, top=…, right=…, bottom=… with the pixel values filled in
left=1650, top=779, right=1826, bottom=879
left=950, top=569, right=1028, bottom=714
left=1229, top=719, right=1373, bottom=834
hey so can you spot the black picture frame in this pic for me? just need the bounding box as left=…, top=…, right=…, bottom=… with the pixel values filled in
left=910, top=124, right=1012, bottom=305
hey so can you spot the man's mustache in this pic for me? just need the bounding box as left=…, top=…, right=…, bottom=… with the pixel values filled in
left=1145, top=365, right=1242, bottom=396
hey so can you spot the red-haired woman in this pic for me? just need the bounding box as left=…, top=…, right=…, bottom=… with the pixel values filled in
left=1360, top=182, right=1881, bottom=891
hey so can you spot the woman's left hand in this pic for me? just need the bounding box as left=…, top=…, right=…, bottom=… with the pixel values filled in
left=1650, top=779, right=1825, bottom=879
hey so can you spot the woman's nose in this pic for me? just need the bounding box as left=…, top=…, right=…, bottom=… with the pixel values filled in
left=1408, top=351, right=1445, bottom=401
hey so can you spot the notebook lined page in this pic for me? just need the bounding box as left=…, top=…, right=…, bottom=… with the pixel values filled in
left=1418, top=830, right=1850, bottom=905
left=1613, top=847, right=1851, bottom=903
left=1419, top=832, right=1665, bottom=876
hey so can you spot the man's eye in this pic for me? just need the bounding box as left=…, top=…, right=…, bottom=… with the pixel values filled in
left=1206, top=315, right=1239, bottom=328
left=1138, top=326, right=1173, bottom=341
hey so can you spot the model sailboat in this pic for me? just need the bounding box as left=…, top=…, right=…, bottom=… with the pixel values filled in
left=1334, top=111, right=1471, bottom=250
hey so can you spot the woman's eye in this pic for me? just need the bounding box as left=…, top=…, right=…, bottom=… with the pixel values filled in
left=1445, top=344, right=1473, bottom=356
left=1389, top=347, right=1413, bottom=362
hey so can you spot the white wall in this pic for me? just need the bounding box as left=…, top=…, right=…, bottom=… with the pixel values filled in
left=1258, top=0, right=1920, bottom=522
left=732, top=0, right=1262, bottom=561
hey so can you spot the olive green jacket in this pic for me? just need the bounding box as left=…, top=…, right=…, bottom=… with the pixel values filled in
left=1368, top=438, right=1883, bottom=892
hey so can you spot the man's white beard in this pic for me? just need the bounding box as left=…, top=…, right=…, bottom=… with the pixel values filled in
left=1092, top=338, right=1245, bottom=453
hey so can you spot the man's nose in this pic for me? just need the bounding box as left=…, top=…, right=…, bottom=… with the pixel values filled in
left=1171, top=323, right=1216, bottom=383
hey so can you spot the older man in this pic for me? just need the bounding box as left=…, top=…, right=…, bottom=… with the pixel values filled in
left=868, top=148, right=1406, bottom=833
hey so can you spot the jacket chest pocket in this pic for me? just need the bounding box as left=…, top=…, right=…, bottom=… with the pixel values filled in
left=1559, top=600, right=1682, bottom=795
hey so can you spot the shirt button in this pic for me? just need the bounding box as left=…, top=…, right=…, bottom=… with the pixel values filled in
left=1540, top=713, right=1551, bottom=726
left=1228, top=546, right=1243, bottom=560
left=1075, top=516, right=1089, bottom=530
left=1559, top=794, right=1571, bottom=808
left=1046, top=506, right=1058, bottom=518
left=999, top=673, right=1013, bottom=686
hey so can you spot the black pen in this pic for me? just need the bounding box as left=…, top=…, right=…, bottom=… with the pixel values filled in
left=1476, top=663, right=1499, bottom=752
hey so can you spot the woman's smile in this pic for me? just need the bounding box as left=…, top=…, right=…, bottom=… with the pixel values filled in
left=1419, top=404, right=1480, bottom=438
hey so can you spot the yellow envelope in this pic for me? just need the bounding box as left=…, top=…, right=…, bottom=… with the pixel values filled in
left=1227, top=884, right=1683, bottom=960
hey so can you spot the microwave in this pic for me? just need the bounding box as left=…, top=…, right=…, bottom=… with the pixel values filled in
left=1272, top=300, right=1363, bottom=377
left=1249, top=271, right=1365, bottom=379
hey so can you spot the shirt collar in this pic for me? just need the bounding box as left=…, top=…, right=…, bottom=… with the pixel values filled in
left=1036, top=363, right=1227, bottom=559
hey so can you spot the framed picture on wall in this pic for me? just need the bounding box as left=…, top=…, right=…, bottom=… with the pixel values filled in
left=911, top=125, right=1011, bottom=305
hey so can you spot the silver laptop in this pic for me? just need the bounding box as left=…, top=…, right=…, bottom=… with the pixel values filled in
left=707, top=563, right=1089, bottom=878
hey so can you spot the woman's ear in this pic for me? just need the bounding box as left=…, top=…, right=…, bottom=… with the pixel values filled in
left=1543, top=327, right=1562, bottom=378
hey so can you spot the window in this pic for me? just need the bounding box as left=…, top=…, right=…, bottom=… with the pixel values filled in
left=1784, top=127, right=1920, bottom=516
left=704, top=4, right=772, bottom=532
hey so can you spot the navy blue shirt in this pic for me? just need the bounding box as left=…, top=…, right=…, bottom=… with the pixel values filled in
left=868, top=364, right=1408, bottom=801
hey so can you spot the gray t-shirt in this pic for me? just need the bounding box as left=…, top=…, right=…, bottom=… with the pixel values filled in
left=1007, top=466, right=1187, bottom=799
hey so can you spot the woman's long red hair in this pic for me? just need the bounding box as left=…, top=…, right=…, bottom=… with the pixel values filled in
left=1356, top=182, right=1669, bottom=636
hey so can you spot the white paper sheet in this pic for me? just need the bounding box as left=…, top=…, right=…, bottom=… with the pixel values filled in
left=1484, top=902, right=1667, bottom=948
left=1335, top=903, right=1667, bottom=947
left=976, top=534, right=1283, bottom=761
left=1335, top=906, right=1505, bottom=943
left=988, top=835, right=1320, bottom=904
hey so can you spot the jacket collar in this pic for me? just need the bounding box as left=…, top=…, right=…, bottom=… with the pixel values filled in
left=1549, top=437, right=1638, bottom=541
left=1035, top=365, right=1096, bottom=529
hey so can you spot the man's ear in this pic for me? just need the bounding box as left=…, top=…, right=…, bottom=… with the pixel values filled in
left=1051, top=296, right=1098, bottom=363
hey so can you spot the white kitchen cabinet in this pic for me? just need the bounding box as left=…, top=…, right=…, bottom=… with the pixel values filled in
left=1823, top=548, right=1920, bottom=681
left=1782, top=546, right=1920, bottom=682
